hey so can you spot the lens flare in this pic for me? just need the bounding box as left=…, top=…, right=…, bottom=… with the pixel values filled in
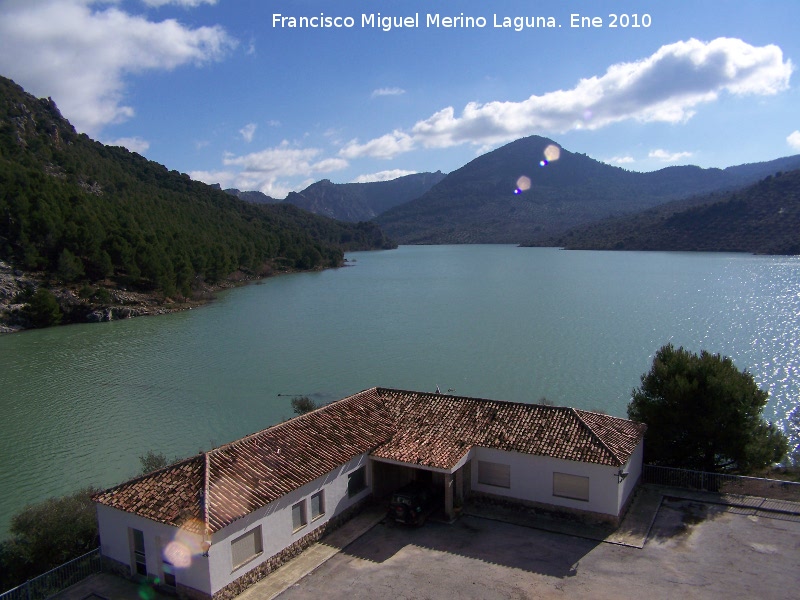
left=543, top=144, right=561, bottom=162
left=164, top=540, right=193, bottom=568
left=539, top=160, right=548, bottom=167
left=516, top=175, right=531, bottom=191
left=138, top=585, right=156, bottom=600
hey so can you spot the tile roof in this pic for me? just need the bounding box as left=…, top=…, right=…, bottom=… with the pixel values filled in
left=93, top=387, right=645, bottom=534
left=374, top=389, right=646, bottom=469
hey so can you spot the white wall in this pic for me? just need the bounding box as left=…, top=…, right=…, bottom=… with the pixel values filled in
left=95, top=503, right=212, bottom=595
left=207, top=453, right=371, bottom=594
left=469, top=447, right=622, bottom=516
left=617, top=438, right=644, bottom=512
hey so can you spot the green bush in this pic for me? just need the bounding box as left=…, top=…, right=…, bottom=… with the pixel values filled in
left=24, top=288, right=62, bottom=328
left=0, top=488, right=100, bottom=590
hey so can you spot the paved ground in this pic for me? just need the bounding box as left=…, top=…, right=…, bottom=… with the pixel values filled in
left=49, top=573, right=173, bottom=600
left=275, top=492, right=800, bottom=600
left=50, top=486, right=800, bottom=600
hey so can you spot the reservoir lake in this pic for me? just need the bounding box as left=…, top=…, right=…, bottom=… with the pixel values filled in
left=1, top=245, right=798, bottom=537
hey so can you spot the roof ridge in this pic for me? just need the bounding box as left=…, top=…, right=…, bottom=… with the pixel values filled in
left=202, top=451, right=211, bottom=537
left=570, top=408, right=624, bottom=466
left=377, top=387, right=573, bottom=413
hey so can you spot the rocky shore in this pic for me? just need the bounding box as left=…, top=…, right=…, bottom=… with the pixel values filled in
left=0, top=260, right=230, bottom=334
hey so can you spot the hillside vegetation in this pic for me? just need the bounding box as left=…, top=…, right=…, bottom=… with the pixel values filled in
left=536, top=170, right=800, bottom=254
left=0, top=75, right=395, bottom=304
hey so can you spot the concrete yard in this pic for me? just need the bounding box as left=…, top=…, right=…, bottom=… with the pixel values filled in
left=276, top=497, right=800, bottom=600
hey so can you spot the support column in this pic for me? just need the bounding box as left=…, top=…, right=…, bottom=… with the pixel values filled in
left=444, top=473, right=455, bottom=520
left=455, top=467, right=464, bottom=505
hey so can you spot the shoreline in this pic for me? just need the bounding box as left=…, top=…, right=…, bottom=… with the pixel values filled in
left=0, top=260, right=347, bottom=335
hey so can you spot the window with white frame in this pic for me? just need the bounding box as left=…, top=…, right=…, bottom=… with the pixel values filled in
left=552, top=472, right=590, bottom=501
left=310, top=491, right=325, bottom=521
left=477, top=460, right=511, bottom=488
left=230, top=526, right=263, bottom=570
left=292, top=500, right=307, bottom=531
left=131, top=528, right=147, bottom=576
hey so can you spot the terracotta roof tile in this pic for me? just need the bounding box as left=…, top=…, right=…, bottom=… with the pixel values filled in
left=94, top=387, right=645, bottom=533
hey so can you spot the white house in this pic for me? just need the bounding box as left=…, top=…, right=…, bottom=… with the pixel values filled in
left=93, top=387, right=646, bottom=599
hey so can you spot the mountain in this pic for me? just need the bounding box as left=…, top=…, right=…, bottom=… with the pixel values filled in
left=0, top=75, right=396, bottom=304
left=223, top=188, right=280, bottom=204
left=531, top=169, right=800, bottom=255
left=374, top=135, right=800, bottom=244
left=224, top=171, right=445, bottom=221
left=230, top=171, right=446, bottom=222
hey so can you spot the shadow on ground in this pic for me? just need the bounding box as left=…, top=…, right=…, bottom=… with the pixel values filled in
left=340, top=515, right=601, bottom=579
left=647, top=496, right=729, bottom=542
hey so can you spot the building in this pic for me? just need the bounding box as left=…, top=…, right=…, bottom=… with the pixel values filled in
left=93, top=387, right=646, bottom=599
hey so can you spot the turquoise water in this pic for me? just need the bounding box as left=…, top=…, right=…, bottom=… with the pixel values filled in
left=1, top=245, right=798, bottom=537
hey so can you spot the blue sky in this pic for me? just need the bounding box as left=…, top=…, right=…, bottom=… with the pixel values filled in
left=1, top=0, right=798, bottom=198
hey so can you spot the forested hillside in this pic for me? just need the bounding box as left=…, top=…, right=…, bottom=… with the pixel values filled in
left=533, top=170, right=800, bottom=254
left=0, top=75, right=395, bottom=303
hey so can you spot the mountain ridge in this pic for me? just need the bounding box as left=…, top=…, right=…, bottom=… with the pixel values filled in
left=373, top=135, right=800, bottom=244
left=225, top=171, right=446, bottom=222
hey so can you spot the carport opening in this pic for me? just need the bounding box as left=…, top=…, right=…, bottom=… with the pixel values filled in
left=372, top=460, right=470, bottom=522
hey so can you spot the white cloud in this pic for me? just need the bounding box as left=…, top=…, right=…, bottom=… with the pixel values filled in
left=313, top=157, right=349, bottom=173
left=216, top=141, right=349, bottom=198
left=104, top=136, right=151, bottom=154
left=607, top=155, right=635, bottom=165
left=353, top=169, right=417, bottom=183
left=143, top=0, right=218, bottom=7
left=340, top=130, right=414, bottom=159
left=341, top=37, right=792, bottom=159
left=239, top=123, right=257, bottom=143
left=0, top=0, right=236, bottom=136
left=649, top=149, right=694, bottom=162
left=371, top=87, right=406, bottom=98
left=189, top=169, right=236, bottom=188
left=788, top=130, right=800, bottom=150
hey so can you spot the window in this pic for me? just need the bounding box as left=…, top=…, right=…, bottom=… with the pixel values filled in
left=230, top=526, right=263, bottom=570
left=292, top=500, right=307, bottom=532
left=131, top=528, right=147, bottom=576
left=553, top=472, right=590, bottom=501
left=310, top=491, right=325, bottom=520
left=161, top=559, right=176, bottom=588
left=477, top=461, right=511, bottom=488
left=347, top=466, right=367, bottom=497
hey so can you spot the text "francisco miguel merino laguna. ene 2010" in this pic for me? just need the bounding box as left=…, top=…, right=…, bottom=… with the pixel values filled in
left=272, top=13, right=560, bottom=32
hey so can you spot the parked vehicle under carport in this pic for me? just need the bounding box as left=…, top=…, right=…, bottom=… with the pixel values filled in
left=387, top=482, right=436, bottom=526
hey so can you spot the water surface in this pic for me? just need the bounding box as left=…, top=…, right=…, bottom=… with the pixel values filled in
left=1, top=246, right=798, bottom=537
